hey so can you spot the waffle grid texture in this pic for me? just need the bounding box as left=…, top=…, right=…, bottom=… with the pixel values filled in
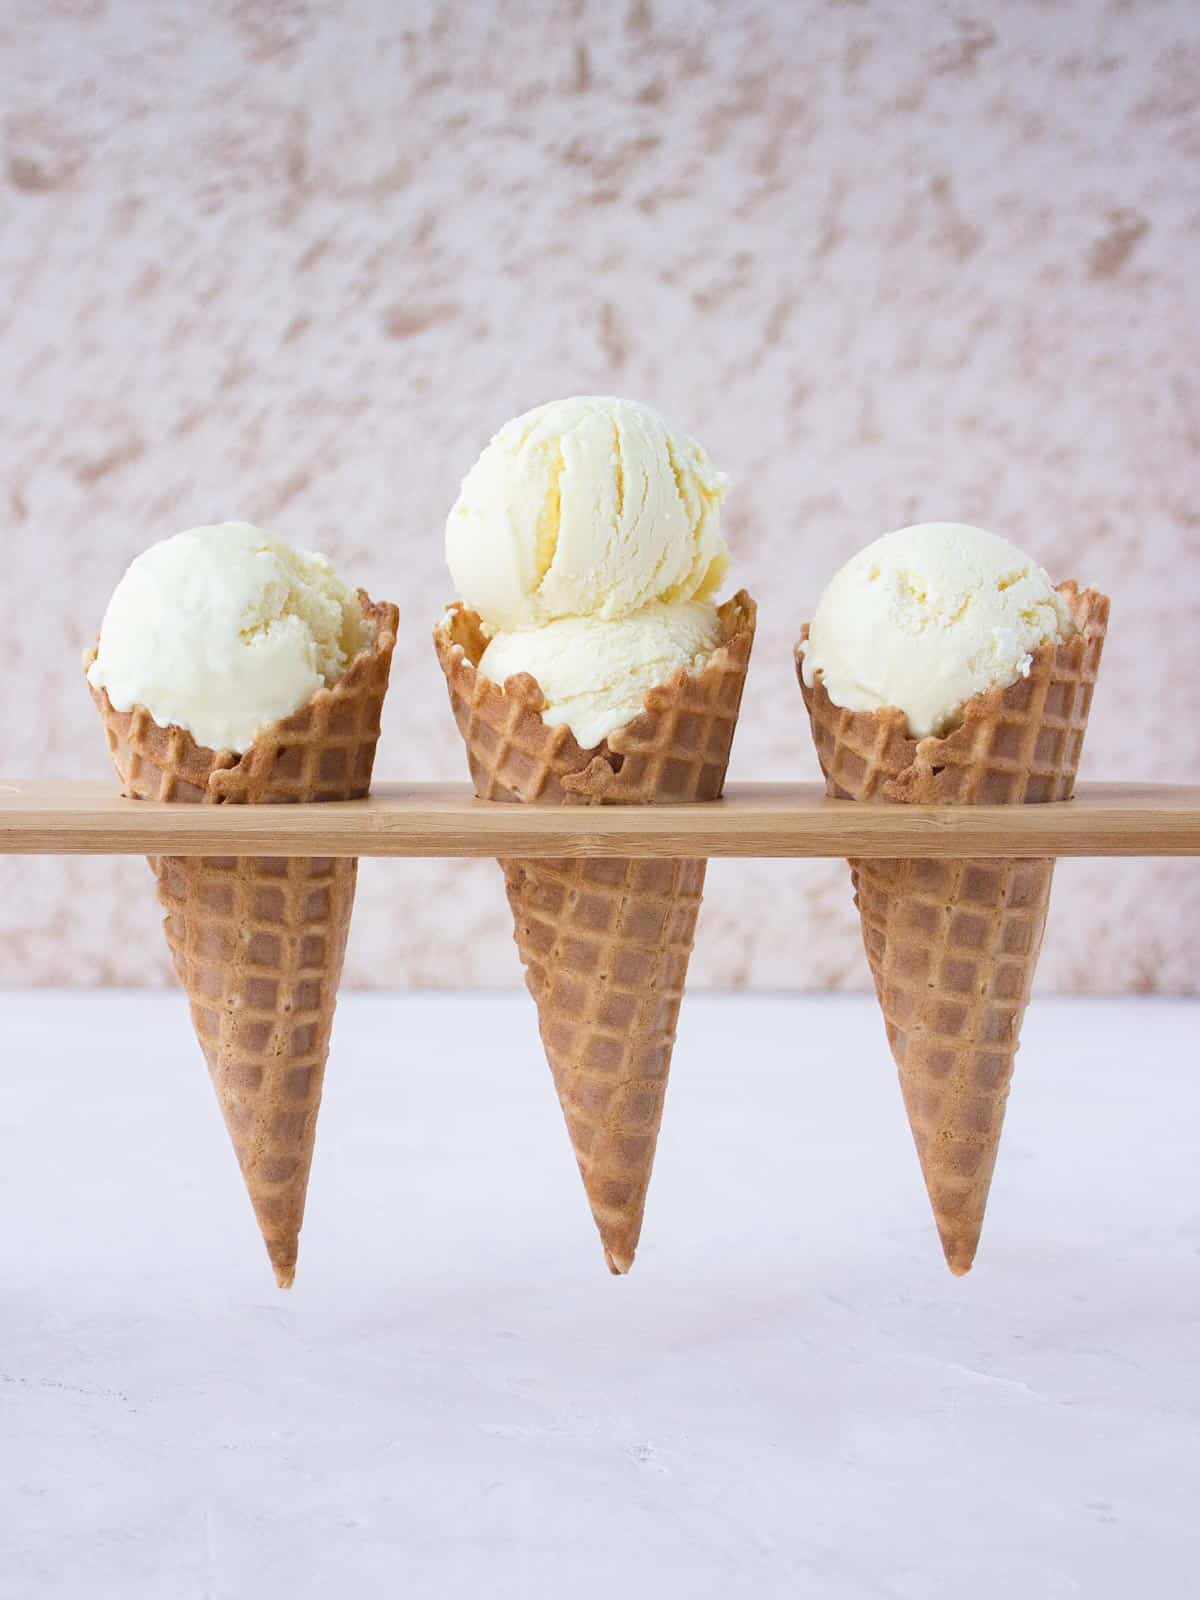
left=435, top=592, right=756, bottom=1272
left=434, top=592, right=755, bottom=806
left=797, top=584, right=1109, bottom=1274
left=88, top=594, right=398, bottom=1285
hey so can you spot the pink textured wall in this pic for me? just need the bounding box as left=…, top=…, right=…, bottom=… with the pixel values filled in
left=1, top=0, right=1198, bottom=991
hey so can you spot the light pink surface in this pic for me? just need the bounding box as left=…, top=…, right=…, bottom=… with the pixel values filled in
left=1, top=1, right=1197, bottom=990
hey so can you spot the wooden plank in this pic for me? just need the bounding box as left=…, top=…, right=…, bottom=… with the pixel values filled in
left=1, top=780, right=1198, bottom=859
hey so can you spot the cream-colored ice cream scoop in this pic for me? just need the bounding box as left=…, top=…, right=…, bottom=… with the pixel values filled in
left=445, top=395, right=729, bottom=632
left=479, top=600, right=721, bottom=750
left=798, top=522, right=1075, bottom=739
left=86, top=521, right=366, bottom=753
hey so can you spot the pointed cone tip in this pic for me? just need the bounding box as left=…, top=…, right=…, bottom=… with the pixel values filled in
left=268, top=1244, right=298, bottom=1289
left=604, top=1245, right=635, bottom=1276
left=941, top=1238, right=977, bottom=1277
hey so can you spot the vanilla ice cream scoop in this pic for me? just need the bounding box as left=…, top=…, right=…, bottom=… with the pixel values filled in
left=799, top=523, right=1074, bottom=739
left=446, top=395, right=729, bottom=631
left=479, top=600, right=721, bottom=750
left=87, top=522, right=367, bottom=753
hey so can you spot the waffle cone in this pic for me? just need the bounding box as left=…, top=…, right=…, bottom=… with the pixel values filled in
left=797, top=583, right=1109, bottom=1274
left=435, top=592, right=756, bottom=1272
left=87, top=593, right=398, bottom=1286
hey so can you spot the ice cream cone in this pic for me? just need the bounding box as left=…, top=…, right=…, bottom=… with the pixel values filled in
left=798, top=583, right=1109, bottom=1273
left=435, top=591, right=756, bottom=1272
left=88, top=593, right=398, bottom=1286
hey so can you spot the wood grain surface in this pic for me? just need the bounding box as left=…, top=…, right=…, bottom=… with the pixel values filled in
left=2, top=781, right=1197, bottom=859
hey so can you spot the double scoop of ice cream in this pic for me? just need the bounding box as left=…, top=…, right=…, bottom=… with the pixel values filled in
left=86, top=522, right=367, bottom=754
left=799, top=521, right=1075, bottom=738
left=446, top=395, right=730, bottom=748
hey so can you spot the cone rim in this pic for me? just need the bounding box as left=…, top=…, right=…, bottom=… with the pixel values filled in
left=434, top=588, right=756, bottom=777
left=796, top=580, right=1109, bottom=807
left=86, top=588, right=399, bottom=799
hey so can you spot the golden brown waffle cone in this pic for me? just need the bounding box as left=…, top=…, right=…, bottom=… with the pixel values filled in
left=797, top=582, right=1109, bottom=1274
left=435, top=592, right=756, bottom=1272
left=87, top=593, right=398, bottom=1287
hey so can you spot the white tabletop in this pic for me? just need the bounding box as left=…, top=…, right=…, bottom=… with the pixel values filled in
left=2, top=990, right=1197, bottom=1598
